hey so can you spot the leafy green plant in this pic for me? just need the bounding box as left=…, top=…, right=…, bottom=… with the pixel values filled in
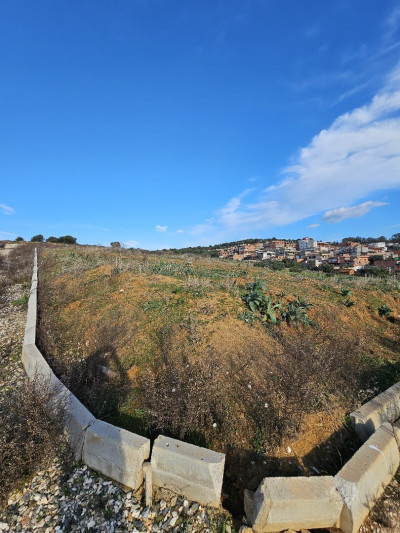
left=241, top=278, right=267, bottom=312
left=378, top=304, right=392, bottom=317
left=344, top=299, right=355, bottom=307
left=341, top=288, right=352, bottom=296
left=238, top=309, right=256, bottom=324
left=260, top=296, right=282, bottom=326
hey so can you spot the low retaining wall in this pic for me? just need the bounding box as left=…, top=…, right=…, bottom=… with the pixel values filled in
left=22, top=249, right=225, bottom=501
left=350, top=382, right=400, bottom=442
left=244, top=384, right=400, bottom=532
left=22, top=249, right=400, bottom=528
left=151, top=435, right=225, bottom=507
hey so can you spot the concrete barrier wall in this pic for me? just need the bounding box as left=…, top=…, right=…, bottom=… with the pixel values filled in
left=151, top=435, right=225, bottom=508
left=244, top=476, right=343, bottom=532
left=22, top=248, right=224, bottom=504
left=22, top=248, right=400, bottom=523
left=335, top=423, right=400, bottom=533
left=83, top=420, right=150, bottom=490
left=350, top=383, right=400, bottom=442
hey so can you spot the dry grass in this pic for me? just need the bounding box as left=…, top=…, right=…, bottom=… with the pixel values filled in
left=0, top=374, right=70, bottom=507
left=36, top=245, right=400, bottom=457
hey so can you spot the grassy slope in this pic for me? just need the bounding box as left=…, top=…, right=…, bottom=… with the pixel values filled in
left=37, top=246, right=400, bottom=464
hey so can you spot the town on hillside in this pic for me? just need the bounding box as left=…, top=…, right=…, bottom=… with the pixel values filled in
left=217, top=237, right=400, bottom=276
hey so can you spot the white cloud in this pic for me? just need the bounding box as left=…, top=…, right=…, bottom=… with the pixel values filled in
left=0, top=230, right=17, bottom=237
left=322, top=201, right=388, bottom=224
left=155, top=225, right=168, bottom=232
left=191, top=64, right=400, bottom=239
left=123, top=240, right=139, bottom=248
left=176, top=229, right=184, bottom=233
left=102, top=227, right=110, bottom=232
left=0, top=204, right=14, bottom=215
left=307, top=223, right=320, bottom=228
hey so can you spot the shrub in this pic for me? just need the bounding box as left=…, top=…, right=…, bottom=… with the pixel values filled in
left=378, top=304, right=392, bottom=317
left=57, top=235, right=77, bottom=245
left=0, top=376, right=69, bottom=507
left=31, top=234, right=44, bottom=242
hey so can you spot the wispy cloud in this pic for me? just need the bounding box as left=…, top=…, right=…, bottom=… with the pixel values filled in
left=155, top=225, right=168, bottom=232
left=191, top=64, right=400, bottom=240
left=102, top=227, right=110, bottom=232
left=0, top=230, right=17, bottom=237
left=383, top=6, right=400, bottom=45
left=0, top=204, right=14, bottom=215
left=307, top=223, right=320, bottom=229
left=322, top=201, right=388, bottom=224
left=124, top=239, right=139, bottom=248
left=176, top=229, right=184, bottom=233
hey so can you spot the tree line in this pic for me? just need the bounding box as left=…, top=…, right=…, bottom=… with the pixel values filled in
left=15, top=235, right=77, bottom=244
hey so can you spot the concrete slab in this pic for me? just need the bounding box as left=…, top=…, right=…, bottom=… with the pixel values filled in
left=24, top=290, right=37, bottom=345
left=335, top=423, right=400, bottom=533
left=351, top=382, right=400, bottom=441
left=244, top=476, right=343, bottom=532
left=82, top=420, right=150, bottom=490
left=55, top=385, right=96, bottom=461
left=151, top=435, right=225, bottom=508
left=22, top=343, right=58, bottom=385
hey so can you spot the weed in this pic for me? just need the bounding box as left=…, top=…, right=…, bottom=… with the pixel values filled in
left=12, top=293, right=29, bottom=306
left=378, top=304, right=392, bottom=317
left=341, top=288, right=352, bottom=296
left=0, top=375, right=71, bottom=506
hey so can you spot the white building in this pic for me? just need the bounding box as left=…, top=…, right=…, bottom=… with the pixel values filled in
left=298, top=238, right=317, bottom=252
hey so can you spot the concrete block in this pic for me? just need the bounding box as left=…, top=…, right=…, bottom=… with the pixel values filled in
left=335, top=423, right=400, bottom=533
left=350, top=382, right=400, bottom=441
left=24, top=290, right=37, bottom=345
left=392, top=418, right=400, bottom=447
left=22, top=343, right=58, bottom=385
left=244, top=476, right=343, bottom=532
left=151, top=435, right=225, bottom=508
left=82, top=420, right=150, bottom=490
left=55, top=385, right=96, bottom=461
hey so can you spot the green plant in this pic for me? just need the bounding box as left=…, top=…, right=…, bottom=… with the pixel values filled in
left=344, top=299, right=355, bottom=307
left=378, top=304, right=392, bottom=317
left=12, top=293, right=29, bottom=306
left=238, top=310, right=256, bottom=324
left=260, top=295, right=282, bottom=326
left=341, top=288, right=352, bottom=296
left=252, top=428, right=266, bottom=455
left=241, top=278, right=267, bottom=312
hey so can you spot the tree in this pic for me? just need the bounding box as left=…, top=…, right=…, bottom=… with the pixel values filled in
left=320, top=263, right=334, bottom=273
left=15, top=236, right=24, bottom=242
left=46, top=236, right=58, bottom=243
left=58, top=235, right=77, bottom=244
left=110, top=242, right=121, bottom=248
left=31, top=234, right=44, bottom=243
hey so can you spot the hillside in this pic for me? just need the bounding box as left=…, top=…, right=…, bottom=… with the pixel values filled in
left=36, top=244, right=400, bottom=513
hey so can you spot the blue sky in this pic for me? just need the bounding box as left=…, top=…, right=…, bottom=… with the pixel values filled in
left=1, top=1, right=400, bottom=249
